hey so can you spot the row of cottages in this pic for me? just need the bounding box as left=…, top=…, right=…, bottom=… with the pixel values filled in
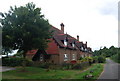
left=26, top=23, right=92, bottom=64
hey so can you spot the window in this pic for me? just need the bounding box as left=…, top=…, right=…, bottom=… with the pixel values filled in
left=64, top=54, right=68, bottom=61
left=85, top=48, right=87, bottom=52
left=72, top=54, right=76, bottom=60
left=64, top=39, right=67, bottom=46
left=81, top=47, right=84, bottom=51
left=72, top=43, right=75, bottom=47
left=40, top=54, right=43, bottom=61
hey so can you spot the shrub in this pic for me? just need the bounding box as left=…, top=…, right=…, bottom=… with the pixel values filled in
left=2, top=57, right=33, bottom=67
left=111, top=54, right=120, bottom=63
left=2, top=57, right=23, bottom=66
left=61, top=63, right=73, bottom=70
left=97, top=56, right=106, bottom=63
left=93, top=56, right=98, bottom=63
left=72, top=61, right=90, bottom=70
left=79, top=57, right=83, bottom=60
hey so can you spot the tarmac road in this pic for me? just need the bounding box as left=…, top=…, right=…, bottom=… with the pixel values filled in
left=97, top=58, right=120, bottom=81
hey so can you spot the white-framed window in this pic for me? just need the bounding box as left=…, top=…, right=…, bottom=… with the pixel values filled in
left=64, top=54, right=68, bottom=61
left=40, top=54, right=43, bottom=61
left=72, top=43, right=75, bottom=47
left=64, top=39, right=67, bottom=46
left=72, top=54, right=76, bottom=60
left=81, top=47, right=84, bottom=51
left=85, top=48, right=87, bottom=52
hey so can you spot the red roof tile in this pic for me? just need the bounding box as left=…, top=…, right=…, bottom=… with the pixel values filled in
left=46, top=38, right=59, bottom=54
left=26, top=49, right=38, bottom=55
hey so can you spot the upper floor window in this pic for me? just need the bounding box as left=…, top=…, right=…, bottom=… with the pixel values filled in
left=85, top=48, right=87, bottom=52
left=72, top=43, right=75, bottom=47
left=64, top=54, right=68, bottom=61
left=81, top=47, right=84, bottom=51
left=64, top=39, right=67, bottom=46
left=40, top=54, right=43, bottom=61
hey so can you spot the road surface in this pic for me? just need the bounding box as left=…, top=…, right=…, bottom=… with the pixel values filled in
left=97, top=58, right=120, bottom=81
left=0, top=66, right=15, bottom=72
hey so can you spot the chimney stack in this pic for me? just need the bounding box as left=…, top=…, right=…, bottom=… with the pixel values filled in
left=60, top=23, right=64, bottom=34
left=77, top=35, right=79, bottom=41
left=86, top=41, right=87, bottom=47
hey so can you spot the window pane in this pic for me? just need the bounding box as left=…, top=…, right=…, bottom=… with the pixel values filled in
left=72, top=54, right=76, bottom=60
left=64, top=54, right=68, bottom=61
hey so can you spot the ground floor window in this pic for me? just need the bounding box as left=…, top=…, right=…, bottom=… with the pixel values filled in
left=72, top=54, right=76, bottom=60
left=64, top=54, right=68, bottom=61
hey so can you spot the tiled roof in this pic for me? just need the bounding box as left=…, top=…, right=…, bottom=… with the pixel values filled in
left=26, top=49, right=38, bottom=55
left=51, top=27, right=78, bottom=49
left=27, top=25, right=92, bottom=55
left=46, top=38, right=59, bottom=54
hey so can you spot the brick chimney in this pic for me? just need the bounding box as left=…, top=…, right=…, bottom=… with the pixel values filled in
left=60, top=23, right=64, bottom=34
left=77, top=35, right=79, bottom=41
left=86, top=41, right=87, bottom=47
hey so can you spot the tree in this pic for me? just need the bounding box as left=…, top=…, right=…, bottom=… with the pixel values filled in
left=2, top=47, right=13, bottom=57
left=1, top=2, right=52, bottom=68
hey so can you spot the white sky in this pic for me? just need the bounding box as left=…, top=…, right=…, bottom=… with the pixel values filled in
left=0, top=0, right=119, bottom=51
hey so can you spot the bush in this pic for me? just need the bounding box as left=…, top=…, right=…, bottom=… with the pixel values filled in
left=39, top=63, right=51, bottom=69
left=2, top=57, right=33, bottom=67
left=61, top=63, right=73, bottom=70
left=72, top=62, right=90, bottom=70
left=111, top=54, right=120, bottom=63
left=93, top=56, right=98, bottom=63
left=97, top=56, right=106, bottom=63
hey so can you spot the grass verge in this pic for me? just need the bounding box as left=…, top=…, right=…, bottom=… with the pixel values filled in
left=2, top=63, right=103, bottom=80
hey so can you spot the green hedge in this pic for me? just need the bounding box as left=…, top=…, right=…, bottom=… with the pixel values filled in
left=111, top=54, right=120, bottom=63
left=61, top=61, right=90, bottom=70
left=72, top=61, right=90, bottom=69
left=2, top=57, right=33, bottom=67
left=97, top=56, right=106, bottom=63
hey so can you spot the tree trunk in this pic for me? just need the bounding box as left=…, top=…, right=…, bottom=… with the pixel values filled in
left=22, top=50, right=27, bottom=72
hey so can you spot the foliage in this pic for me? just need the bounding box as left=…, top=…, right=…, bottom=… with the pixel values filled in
left=1, top=2, right=52, bottom=58
left=61, top=61, right=90, bottom=70
left=13, top=51, right=23, bottom=57
left=111, top=53, right=120, bottom=63
left=2, top=47, right=13, bottom=57
left=93, top=46, right=120, bottom=63
left=97, top=56, right=106, bottom=63
left=93, top=46, right=118, bottom=57
left=72, top=62, right=90, bottom=70
left=2, top=57, right=33, bottom=67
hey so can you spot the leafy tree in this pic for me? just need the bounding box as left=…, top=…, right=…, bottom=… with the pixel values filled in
left=93, top=46, right=120, bottom=63
left=1, top=2, right=52, bottom=68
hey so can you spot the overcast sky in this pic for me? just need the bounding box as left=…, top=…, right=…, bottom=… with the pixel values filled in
left=0, top=0, right=119, bottom=51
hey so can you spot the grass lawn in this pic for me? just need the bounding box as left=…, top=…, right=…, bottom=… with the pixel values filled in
left=2, top=63, right=104, bottom=80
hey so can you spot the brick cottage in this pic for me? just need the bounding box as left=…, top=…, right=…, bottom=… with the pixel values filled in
left=26, top=23, right=92, bottom=64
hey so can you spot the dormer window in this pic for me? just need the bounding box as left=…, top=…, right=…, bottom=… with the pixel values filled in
left=81, top=47, right=84, bottom=51
left=72, top=43, right=75, bottom=47
left=64, top=39, right=67, bottom=46
left=85, top=48, right=87, bottom=52
left=40, top=54, right=43, bottom=61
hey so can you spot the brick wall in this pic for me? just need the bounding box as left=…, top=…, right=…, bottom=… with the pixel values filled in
left=58, top=48, right=78, bottom=64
